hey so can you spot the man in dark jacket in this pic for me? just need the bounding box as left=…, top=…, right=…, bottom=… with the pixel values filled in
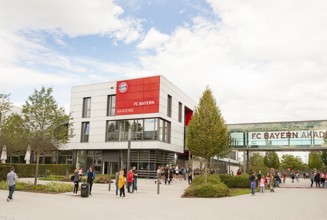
left=249, top=172, right=256, bottom=196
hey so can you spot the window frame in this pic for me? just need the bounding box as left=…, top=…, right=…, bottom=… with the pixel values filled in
left=82, top=97, right=91, bottom=118
left=107, top=95, right=116, bottom=116
left=167, top=95, right=172, bottom=117
left=81, top=122, right=90, bottom=143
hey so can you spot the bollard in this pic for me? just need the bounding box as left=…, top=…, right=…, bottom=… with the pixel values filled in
left=108, top=180, right=111, bottom=191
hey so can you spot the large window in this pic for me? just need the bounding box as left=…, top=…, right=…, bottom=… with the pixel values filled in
left=105, top=118, right=170, bottom=143
left=107, top=95, right=116, bottom=116
left=81, top=122, right=90, bottom=142
left=159, top=119, right=171, bottom=143
left=82, top=97, right=91, bottom=118
left=144, top=118, right=157, bottom=140
left=117, top=120, right=133, bottom=141
left=106, top=121, right=118, bottom=141
left=131, top=119, right=143, bottom=140
left=167, top=95, right=172, bottom=117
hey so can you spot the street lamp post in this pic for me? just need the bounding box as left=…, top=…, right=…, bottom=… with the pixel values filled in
left=127, top=127, right=132, bottom=174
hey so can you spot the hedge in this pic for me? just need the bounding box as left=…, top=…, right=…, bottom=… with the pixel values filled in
left=0, top=164, right=75, bottom=179
left=0, top=165, right=11, bottom=181
left=219, top=173, right=250, bottom=188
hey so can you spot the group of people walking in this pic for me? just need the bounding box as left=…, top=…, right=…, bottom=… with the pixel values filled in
left=115, top=166, right=138, bottom=198
left=72, top=166, right=96, bottom=196
left=156, top=165, right=193, bottom=185
left=249, top=170, right=282, bottom=195
left=250, top=169, right=327, bottom=196
left=310, top=171, right=326, bottom=188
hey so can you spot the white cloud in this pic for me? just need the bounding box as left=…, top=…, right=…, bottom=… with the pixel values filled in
left=137, top=0, right=327, bottom=123
left=0, top=66, right=76, bottom=89
left=0, top=0, right=143, bottom=109
left=137, top=28, right=171, bottom=50
left=0, top=0, right=142, bottom=40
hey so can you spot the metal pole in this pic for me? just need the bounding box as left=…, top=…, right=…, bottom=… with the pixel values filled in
left=157, top=175, right=160, bottom=194
left=229, top=157, right=231, bottom=175
left=127, top=127, right=131, bottom=176
left=246, top=150, right=249, bottom=174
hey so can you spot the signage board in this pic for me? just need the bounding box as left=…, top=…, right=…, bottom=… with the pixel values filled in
left=116, top=76, right=160, bottom=115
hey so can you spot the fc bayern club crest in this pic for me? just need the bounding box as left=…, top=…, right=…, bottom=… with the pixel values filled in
left=118, top=82, right=128, bottom=93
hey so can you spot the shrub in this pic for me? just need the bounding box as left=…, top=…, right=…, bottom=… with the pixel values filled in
left=0, top=181, right=73, bottom=193
left=183, top=182, right=230, bottom=198
left=94, top=174, right=115, bottom=184
left=39, top=175, right=67, bottom=181
left=219, top=173, right=250, bottom=188
left=0, top=165, right=11, bottom=181
left=0, top=164, right=75, bottom=178
left=191, top=174, right=221, bottom=185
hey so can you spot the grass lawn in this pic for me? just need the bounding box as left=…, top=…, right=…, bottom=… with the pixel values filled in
left=229, top=188, right=250, bottom=196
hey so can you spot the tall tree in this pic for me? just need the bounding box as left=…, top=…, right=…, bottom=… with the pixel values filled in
left=1, top=113, right=28, bottom=163
left=186, top=86, right=230, bottom=183
left=280, top=154, right=304, bottom=171
left=263, top=151, right=280, bottom=169
left=308, top=152, right=324, bottom=170
left=249, top=152, right=268, bottom=175
left=22, top=87, right=74, bottom=185
left=0, top=94, right=12, bottom=148
left=321, top=151, right=327, bottom=167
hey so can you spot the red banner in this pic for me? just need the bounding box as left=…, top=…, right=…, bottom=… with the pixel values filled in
left=116, top=76, right=160, bottom=115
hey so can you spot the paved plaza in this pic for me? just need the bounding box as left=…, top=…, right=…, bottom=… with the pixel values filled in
left=0, top=178, right=326, bottom=220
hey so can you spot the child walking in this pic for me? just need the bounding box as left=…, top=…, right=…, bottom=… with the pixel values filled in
left=260, top=176, right=265, bottom=193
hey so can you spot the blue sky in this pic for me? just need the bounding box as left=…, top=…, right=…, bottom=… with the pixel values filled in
left=1, top=0, right=327, bottom=124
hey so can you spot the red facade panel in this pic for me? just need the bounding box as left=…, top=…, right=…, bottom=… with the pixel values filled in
left=116, top=76, right=160, bottom=115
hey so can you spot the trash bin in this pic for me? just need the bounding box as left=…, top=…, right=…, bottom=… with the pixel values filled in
left=81, top=183, right=89, bottom=198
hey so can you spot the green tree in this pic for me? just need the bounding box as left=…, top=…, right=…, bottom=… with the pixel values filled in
left=308, top=152, right=323, bottom=170
left=280, top=154, right=304, bottom=171
left=1, top=113, right=28, bottom=163
left=263, top=151, right=280, bottom=169
left=22, top=87, right=74, bottom=185
left=0, top=94, right=12, bottom=148
left=186, top=86, right=230, bottom=183
left=249, top=152, right=268, bottom=174
left=321, top=151, right=327, bottom=167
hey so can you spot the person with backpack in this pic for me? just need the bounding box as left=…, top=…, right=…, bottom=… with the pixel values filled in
left=85, top=166, right=96, bottom=196
left=73, top=168, right=81, bottom=195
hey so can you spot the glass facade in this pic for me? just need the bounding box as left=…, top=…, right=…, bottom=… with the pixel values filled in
left=106, top=118, right=171, bottom=143
left=228, top=120, right=327, bottom=150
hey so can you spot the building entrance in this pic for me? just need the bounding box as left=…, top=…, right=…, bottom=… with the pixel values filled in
left=103, top=161, right=119, bottom=175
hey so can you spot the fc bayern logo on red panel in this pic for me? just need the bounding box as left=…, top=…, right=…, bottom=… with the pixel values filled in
left=118, top=82, right=128, bottom=93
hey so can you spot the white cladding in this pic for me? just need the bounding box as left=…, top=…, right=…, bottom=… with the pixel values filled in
left=66, top=75, right=196, bottom=153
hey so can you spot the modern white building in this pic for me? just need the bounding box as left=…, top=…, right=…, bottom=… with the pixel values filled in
left=65, top=75, right=196, bottom=177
